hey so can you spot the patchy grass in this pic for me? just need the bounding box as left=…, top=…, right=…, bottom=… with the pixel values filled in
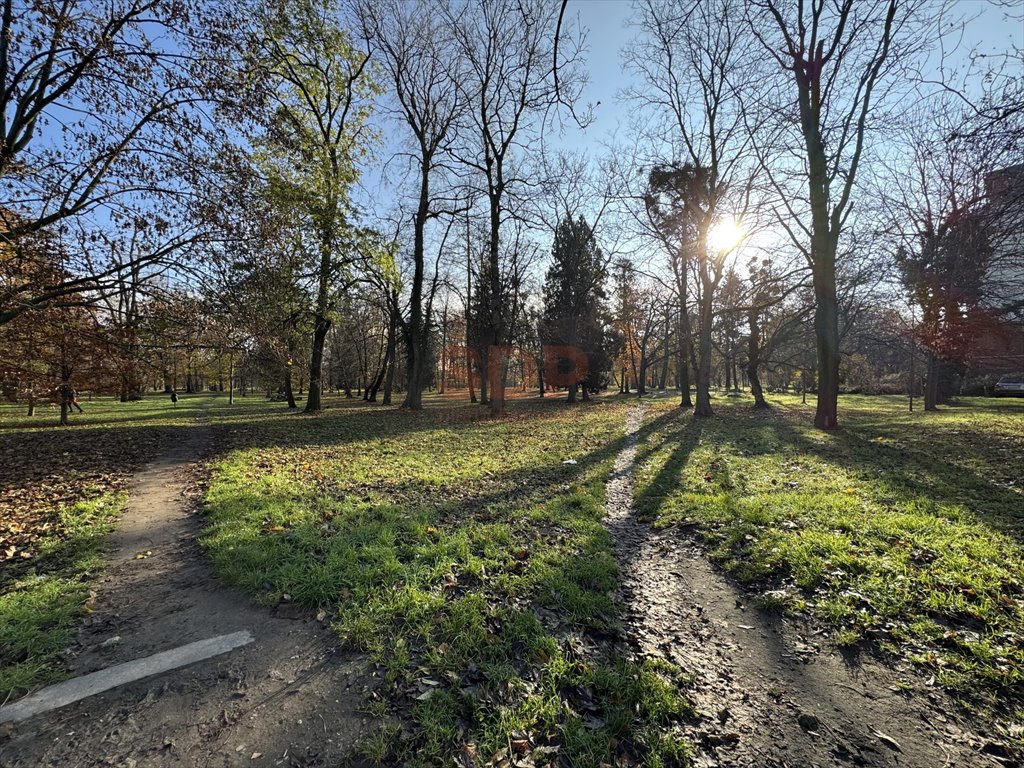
left=0, top=393, right=219, bottom=555
left=634, top=393, right=1024, bottom=712
left=0, top=493, right=124, bottom=698
left=0, top=392, right=214, bottom=701
left=203, top=397, right=695, bottom=767
left=0, top=392, right=210, bottom=433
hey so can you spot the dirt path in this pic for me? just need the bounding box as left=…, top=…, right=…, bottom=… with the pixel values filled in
left=606, top=405, right=1000, bottom=768
left=1, top=407, right=373, bottom=767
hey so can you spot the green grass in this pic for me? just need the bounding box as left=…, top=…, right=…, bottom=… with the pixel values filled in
left=0, top=392, right=212, bottom=433
left=634, top=393, right=1024, bottom=711
left=0, top=391, right=216, bottom=701
left=202, top=396, right=695, bottom=767
left=0, top=493, right=124, bottom=698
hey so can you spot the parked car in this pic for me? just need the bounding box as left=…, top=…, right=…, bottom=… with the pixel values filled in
left=993, top=374, right=1024, bottom=397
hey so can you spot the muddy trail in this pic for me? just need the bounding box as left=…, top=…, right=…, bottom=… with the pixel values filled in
left=1, top=407, right=374, bottom=768
left=605, top=406, right=1004, bottom=768
left=0, top=402, right=1009, bottom=767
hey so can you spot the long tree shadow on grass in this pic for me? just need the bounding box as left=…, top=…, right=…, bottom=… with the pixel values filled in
left=200, top=400, right=700, bottom=766
left=630, top=402, right=1023, bottom=714
left=768, top=412, right=1024, bottom=542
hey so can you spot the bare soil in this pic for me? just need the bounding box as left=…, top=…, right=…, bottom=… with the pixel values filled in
left=606, top=406, right=1007, bottom=768
left=0, top=408, right=375, bottom=768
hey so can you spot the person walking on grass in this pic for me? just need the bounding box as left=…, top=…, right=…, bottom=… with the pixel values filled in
left=58, top=384, right=82, bottom=415
left=171, top=390, right=178, bottom=406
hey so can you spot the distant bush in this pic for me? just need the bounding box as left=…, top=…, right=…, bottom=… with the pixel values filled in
left=960, top=374, right=999, bottom=396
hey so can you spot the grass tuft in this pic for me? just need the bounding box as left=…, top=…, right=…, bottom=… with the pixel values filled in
left=0, top=493, right=124, bottom=697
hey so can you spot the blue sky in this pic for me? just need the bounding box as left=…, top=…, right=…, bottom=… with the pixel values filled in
left=561, top=0, right=1022, bottom=148
left=359, top=0, right=1024, bottom=273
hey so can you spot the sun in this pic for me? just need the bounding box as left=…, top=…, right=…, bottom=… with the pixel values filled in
left=708, top=218, right=744, bottom=253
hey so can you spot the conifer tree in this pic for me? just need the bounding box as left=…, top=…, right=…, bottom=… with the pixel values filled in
left=540, top=217, right=608, bottom=403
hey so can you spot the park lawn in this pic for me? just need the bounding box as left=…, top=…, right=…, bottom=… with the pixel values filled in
left=202, top=396, right=695, bottom=768
left=0, top=393, right=213, bottom=700
left=633, top=393, right=1024, bottom=716
left=0, top=493, right=124, bottom=696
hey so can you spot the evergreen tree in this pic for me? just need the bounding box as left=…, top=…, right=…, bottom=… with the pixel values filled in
left=540, top=217, right=608, bottom=403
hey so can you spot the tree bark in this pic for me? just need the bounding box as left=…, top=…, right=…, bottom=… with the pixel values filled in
left=487, top=193, right=504, bottom=416
left=284, top=368, right=297, bottom=409
left=678, top=313, right=693, bottom=407
left=402, top=162, right=431, bottom=410
left=306, top=313, right=330, bottom=412
left=638, top=350, right=648, bottom=396
left=747, top=307, right=768, bottom=409
left=478, top=345, right=489, bottom=405
left=439, top=310, right=448, bottom=395
left=383, top=300, right=399, bottom=405
left=467, top=346, right=477, bottom=402
left=812, top=261, right=840, bottom=428
left=694, top=294, right=715, bottom=417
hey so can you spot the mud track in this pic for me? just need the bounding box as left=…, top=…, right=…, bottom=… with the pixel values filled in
left=606, top=405, right=1000, bottom=768
left=1, top=407, right=374, bottom=768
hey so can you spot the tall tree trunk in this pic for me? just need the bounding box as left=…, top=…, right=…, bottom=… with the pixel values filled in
left=812, top=261, right=840, bottom=428
left=306, top=314, right=330, bottom=412
left=487, top=184, right=504, bottom=415
left=439, top=310, right=448, bottom=395
left=367, top=369, right=383, bottom=401
left=465, top=213, right=477, bottom=404
left=306, top=231, right=334, bottom=414
left=537, top=342, right=545, bottom=397
left=694, top=287, right=715, bottom=418
left=383, top=339, right=396, bottom=406
left=677, top=256, right=693, bottom=407
left=478, top=345, right=489, bottom=404
left=403, top=164, right=431, bottom=410
left=746, top=307, right=768, bottom=409
left=467, top=347, right=477, bottom=402
left=678, top=322, right=692, bottom=407
left=284, top=368, right=297, bottom=409
left=383, top=301, right=399, bottom=405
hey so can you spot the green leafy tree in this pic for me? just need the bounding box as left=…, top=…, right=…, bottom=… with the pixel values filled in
left=252, top=0, right=381, bottom=412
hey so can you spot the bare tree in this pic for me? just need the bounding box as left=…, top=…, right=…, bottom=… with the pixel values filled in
left=0, top=0, right=233, bottom=324
left=625, top=0, right=757, bottom=417
left=747, top=0, right=926, bottom=428
left=363, top=0, right=465, bottom=410
left=444, top=0, right=586, bottom=414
